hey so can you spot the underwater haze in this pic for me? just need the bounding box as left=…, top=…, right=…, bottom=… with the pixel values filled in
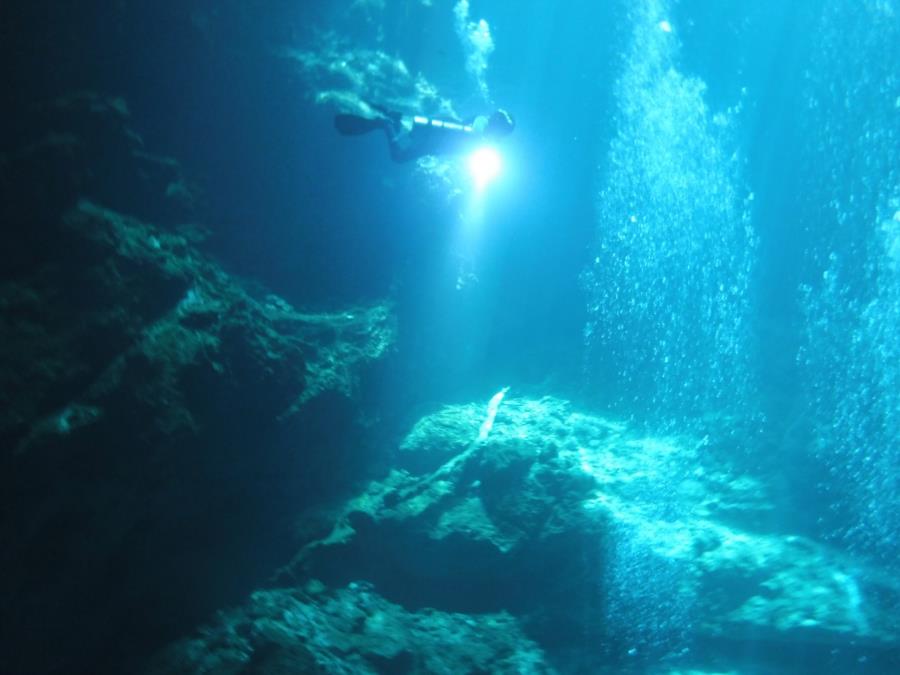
left=2, top=1, right=899, bottom=673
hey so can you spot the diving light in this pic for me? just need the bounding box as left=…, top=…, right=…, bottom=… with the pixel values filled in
left=468, top=146, right=502, bottom=190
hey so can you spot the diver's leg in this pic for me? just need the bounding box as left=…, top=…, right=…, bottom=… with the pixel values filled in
left=334, top=114, right=388, bottom=136
left=387, top=132, right=418, bottom=163
left=367, top=103, right=403, bottom=127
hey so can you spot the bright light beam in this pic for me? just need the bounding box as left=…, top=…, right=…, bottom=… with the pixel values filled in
left=468, top=146, right=502, bottom=191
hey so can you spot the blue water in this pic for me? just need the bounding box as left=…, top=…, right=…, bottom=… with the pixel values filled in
left=4, top=0, right=900, bottom=672
left=268, top=0, right=899, bottom=569
left=278, top=1, right=900, bottom=670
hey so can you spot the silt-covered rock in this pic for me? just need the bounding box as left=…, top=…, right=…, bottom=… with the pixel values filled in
left=147, top=581, right=552, bottom=675
left=285, top=395, right=900, bottom=671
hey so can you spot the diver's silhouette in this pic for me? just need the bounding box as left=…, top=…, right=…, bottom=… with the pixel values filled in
left=335, top=106, right=514, bottom=163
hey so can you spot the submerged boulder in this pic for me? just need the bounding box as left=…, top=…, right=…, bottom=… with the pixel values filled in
left=147, top=581, right=551, bottom=675
left=278, top=395, right=900, bottom=671
left=7, top=198, right=395, bottom=455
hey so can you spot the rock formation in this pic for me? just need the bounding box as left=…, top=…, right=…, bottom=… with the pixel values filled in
left=1, top=92, right=395, bottom=675
left=151, top=396, right=900, bottom=673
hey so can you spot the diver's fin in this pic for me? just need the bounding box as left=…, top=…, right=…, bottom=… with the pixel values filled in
left=334, top=114, right=386, bottom=136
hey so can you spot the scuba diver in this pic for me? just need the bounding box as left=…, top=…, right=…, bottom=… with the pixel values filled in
left=334, top=106, right=515, bottom=163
